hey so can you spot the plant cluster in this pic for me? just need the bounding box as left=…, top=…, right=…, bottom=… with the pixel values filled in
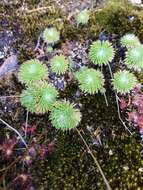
left=0, top=122, right=55, bottom=189
left=1, top=1, right=143, bottom=189
left=18, top=32, right=142, bottom=131
left=88, top=39, right=139, bottom=94
left=18, top=56, right=81, bottom=130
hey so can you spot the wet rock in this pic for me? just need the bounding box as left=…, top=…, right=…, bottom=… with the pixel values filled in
left=129, top=0, right=143, bottom=5
left=0, top=55, right=18, bottom=79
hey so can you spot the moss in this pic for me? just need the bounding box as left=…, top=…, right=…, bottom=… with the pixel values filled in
left=1, top=0, right=143, bottom=58
left=92, top=0, right=143, bottom=38
left=97, top=135, right=143, bottom=189
left=31, top=127, right=143, bottom=189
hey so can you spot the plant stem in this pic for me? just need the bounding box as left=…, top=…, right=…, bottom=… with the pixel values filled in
left=101, top=65, right=108, bottom=106
left=76, top=127, right=112, bottom=190
left=107, top=63, right=132, bottom=134
left=25, top=111, right=29, bottom=139
left=0, top=95, right=20, bottom=99
left=103, top=92, right=109, bottom=106
left=0, top=118, right=27, bottom=147
left=115, top=94, right=132, bottom=134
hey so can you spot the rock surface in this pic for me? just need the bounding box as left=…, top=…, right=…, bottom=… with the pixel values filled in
left=129, top=0, right=143, bottom=6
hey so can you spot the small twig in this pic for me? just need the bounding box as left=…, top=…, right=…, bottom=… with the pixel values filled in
left=76, top=127, right=112, bottom=190
left=0, top=118, right=27, bottom=148
left=19, top=6, right=50, bottom=14
left=0, top=95, right=20, bottom=99
left=0, top=156, right=21, bottom=173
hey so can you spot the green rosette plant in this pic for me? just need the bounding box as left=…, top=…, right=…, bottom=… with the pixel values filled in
left=75, top=67, right=105, bottom=94
left=18, top=59, right=48, bottom=85
left=125, top=45, right=143, bottom=71
left=34, top=82, right=58, bottom=113
left=112, top=70, right=138, bottom=94
left=20, top=87, right=37, bottom=113
left=50, top=101, right=81, bottom=131
left=20, top=82, right=58, bottom=114
left=89, top=40, right=115, bottom=66
left=50, top=55, right=69, bottom=75
left=75, top=10, right=90, bottom=25
left=43, top=27, right=60, bottom=44
left=46, top=46, right=53, bottom=53
left=120, top=34, right=140, bottom=48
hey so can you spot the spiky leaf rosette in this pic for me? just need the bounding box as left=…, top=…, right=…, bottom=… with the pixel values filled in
left=43, top=27, right=60, bottom=44
left=120, top=34, right=140, bottom=48
left=125, top=45, right=143, bottom=71
left=20, top=87, right=37, bottom=113
left=50, top=55, right=69, bottom=75
left=75, top=10, right=89, bottom=25
left=75, top=67, right=105, bottom=94
left=112, top=70, right=137, bottom=94
left=18, top=59, right=48, bottom=85
left=34, top=82, right=58, bottom=113
left=50, top=101, right=81, bottom=131
left=46, top=46, right=53, bottom=53
left=89, top=40, right=115, bottom=66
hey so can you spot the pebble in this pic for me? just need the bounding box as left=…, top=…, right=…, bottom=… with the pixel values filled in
left=99, top=31, right=109, bottom=41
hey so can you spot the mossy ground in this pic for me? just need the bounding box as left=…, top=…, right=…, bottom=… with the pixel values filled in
left=0, top=0, right=143, bottom=189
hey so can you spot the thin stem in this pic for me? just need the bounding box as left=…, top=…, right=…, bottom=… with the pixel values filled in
left=0, top=118, right=27, bottom=148
left=0, top=95, right=20, bottom=99
left=107, top=63, right=132, bottom=134
left=20, top=6, right=50, bottom=14
left=115, top=94, right=132, bottom=134
left=103, top=92, right=109, bottom=106
left=107, top=63, right=113, bottom=78
left=34, top=32, right=42, bottom=51
left=100, top=65, right=108, bottom=106
left=76, top=127, right=112, bottom=190
left=25, top=111, right=29, bottom=139
left=3, top=177, right=6, bottom=190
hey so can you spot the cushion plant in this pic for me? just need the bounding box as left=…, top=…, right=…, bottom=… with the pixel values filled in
left=34, top=82, right=58, bottom=113
left=50, top=101, right=81, bottom=131
left=89, top=40, right=115, bottom=66
left=43, top=27, right=60, bottom=44
left=20, top=87, right=37, bottom=113
left=46, top=46, right=53, bottom=53
left=20, top=82, right=58, bottom=114
left=75, top=10, right=90, bottom=25
left=50, top=55, right=69, bottom=75
left=120, top=33, right=140, bottom=48
left=18, top=59, right=48, bottom=85
left=125, top=45, right=143, bottom=71
left=75, top=67, right=105, bottom=94
left=112, top=70, right=138, bottom=94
